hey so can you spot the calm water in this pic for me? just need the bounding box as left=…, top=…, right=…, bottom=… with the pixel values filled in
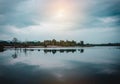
left=0, top=47, right=120, bottom=84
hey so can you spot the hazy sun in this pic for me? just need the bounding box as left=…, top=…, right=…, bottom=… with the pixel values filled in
left=55, top=10, right=65, bottom=18
left=57, top=12, right=64, bottom=17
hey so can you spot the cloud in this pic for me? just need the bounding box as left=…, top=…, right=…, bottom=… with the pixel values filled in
left=0, top=0, right=120, bottom=43
left=77, top=0, right=120, bottom=29
left=87, top=0, right=120, bottom=16
left=64, top=0, right=120, bottom=31
left=0, top=24, right=118, bottom=43
left=0, top=0, right=38, bottom=27
left=98, top=17, right=118, bottom=23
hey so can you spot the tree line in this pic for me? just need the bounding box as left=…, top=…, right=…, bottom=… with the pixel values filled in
left=0, top=38, right=85, bottom=48
left=1, top=38, right=120, bottom=50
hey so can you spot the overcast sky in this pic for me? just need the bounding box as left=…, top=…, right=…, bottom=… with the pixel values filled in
left=0, top=0, right=120, bottom=43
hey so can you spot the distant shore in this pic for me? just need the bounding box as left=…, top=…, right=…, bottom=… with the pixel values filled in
left=3, top=45, right=120, bottom=49
left=2, top=45, right=93, bottom=49
left=0, top=39, right=120, bottom=49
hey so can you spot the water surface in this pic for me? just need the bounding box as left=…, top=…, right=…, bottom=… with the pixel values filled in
left=0, top=47, right=120, bottom=84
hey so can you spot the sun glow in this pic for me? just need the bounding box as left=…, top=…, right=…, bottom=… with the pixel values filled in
left=55, top=10, right=65, bottom=18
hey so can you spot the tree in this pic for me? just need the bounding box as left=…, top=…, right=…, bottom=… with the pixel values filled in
left=12, top=37, right=18, bottom=48
left=52, top=39, right=56, bottom=45
left=80, top=41, right=84, bottom=46
left=0, top=44, right=4, bottom=52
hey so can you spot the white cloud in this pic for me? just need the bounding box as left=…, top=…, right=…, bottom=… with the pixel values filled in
left=98, top=16, right=118, bottom=24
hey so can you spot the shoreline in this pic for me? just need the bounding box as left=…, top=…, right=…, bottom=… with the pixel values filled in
left=3, top=45, right=120, bottom=48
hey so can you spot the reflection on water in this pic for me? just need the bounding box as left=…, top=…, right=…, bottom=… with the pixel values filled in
left=43, top=49, right=79, bottom=54
left=12, top=52, right=17, bottom=59
left=78, top=49, right=84, bottom=53
left=11, top=48, right=84, bottom=58
left=0, top=47, right=120, bottom=84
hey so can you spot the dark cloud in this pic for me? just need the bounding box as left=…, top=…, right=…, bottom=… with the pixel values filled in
left=76, top=0, right=120, bottom=29
left=87, top=0, right=120, bottom=17
left=0, top=0, right=37, bottom=27
left=0, top=0, right=23, bottom=14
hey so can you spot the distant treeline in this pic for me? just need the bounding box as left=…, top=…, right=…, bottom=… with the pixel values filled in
left=0, top=38, right=120, bottom=49
left=91, top=43, right=120, bottom=46
left=0, top=38, right=85, bottom=48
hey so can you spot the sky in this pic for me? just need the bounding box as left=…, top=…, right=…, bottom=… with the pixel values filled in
left=0, top=0, right=120, bottom=43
